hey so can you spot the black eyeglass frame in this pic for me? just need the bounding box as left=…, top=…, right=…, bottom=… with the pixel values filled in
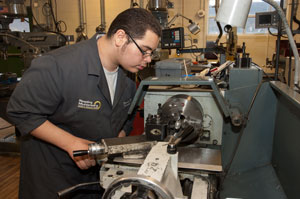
left=126, top=33, right=153, bottom=57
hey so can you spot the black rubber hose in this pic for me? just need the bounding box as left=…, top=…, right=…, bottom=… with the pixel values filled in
left=215, top=22, right=223, bottom=45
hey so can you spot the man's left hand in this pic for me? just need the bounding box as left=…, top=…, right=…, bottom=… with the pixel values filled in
left=118, top=130, right=126, bottom=137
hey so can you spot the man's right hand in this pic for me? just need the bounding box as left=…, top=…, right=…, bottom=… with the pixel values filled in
left=67, top=138, right=96, bottom=170
left=30, top=120, right=96, bottom=170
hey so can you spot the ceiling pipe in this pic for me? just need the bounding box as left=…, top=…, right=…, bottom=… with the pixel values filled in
left=76, top=0, right=88, bottom=42
left=96, top=0, right=106, bottom=33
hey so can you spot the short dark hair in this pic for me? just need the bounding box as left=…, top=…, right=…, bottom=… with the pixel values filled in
left=107, top=8, right=162, bottom=40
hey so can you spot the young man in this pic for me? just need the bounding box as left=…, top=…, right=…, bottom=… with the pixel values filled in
left=6, top=8, right=161, bottom=198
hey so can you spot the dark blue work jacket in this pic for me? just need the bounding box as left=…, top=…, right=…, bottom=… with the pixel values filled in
left=6, top=34, right=136, bottom=199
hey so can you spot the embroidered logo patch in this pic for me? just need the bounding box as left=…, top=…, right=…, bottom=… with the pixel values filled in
left=78, top=99, right=101, bottom=110
left=123, top=98, right=132, bottom=107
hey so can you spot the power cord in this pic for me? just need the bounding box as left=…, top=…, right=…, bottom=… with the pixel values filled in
left=268, top=27, right=288, bottom=38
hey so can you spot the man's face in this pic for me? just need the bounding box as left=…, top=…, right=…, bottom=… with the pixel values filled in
left=119, top=30, right=159, bottom=73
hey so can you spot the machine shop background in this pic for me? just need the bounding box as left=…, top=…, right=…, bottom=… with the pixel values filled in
left=39, top=0, right=300, bottom=67
left=1, top=0, right=300, bottom=199
left=0, top=0, right=299, bottom=76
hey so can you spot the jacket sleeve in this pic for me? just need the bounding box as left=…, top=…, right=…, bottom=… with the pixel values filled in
left=6, top=55, right=62, bottom=135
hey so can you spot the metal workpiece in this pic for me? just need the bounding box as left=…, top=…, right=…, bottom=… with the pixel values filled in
left=73, top=135, right=156, bottom=160
left=104, top=135, right=156, bottom=155
left=106, top=140, right=155, bottom=156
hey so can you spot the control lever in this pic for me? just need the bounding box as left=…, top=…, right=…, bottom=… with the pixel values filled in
left=73, top=150, right=89, bottom=157
left=167, top=125, right=194, bottom=154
